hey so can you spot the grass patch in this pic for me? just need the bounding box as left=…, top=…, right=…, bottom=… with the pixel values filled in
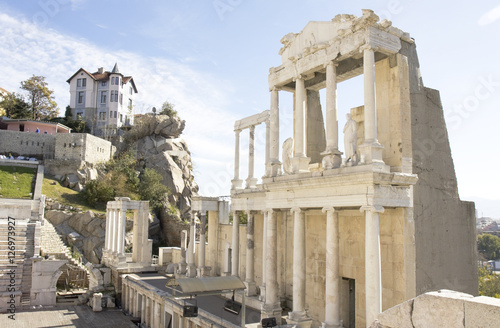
left=0, top=166, right=36, bottom=199
left=42, top=176, right=106, bottom=214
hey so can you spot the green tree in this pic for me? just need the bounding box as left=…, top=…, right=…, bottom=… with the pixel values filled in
left=51, top=106, right=89, bottom=133
left=158, top=101, right=177, bottom=117
left=478, top=234, right=500, bottom=260
left=81, top=179, right=114, bottom=206
left=20, top=75, right=59, bottom=120
left=0, top=93, right=31, bottom=119
left=138, top=168, right=169, bottom=212
left=478, top=266, right=500, bottom=298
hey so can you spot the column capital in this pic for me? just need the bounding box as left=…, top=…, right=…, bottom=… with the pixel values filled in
left=324, top=60, right=339, bottom=69
left=270, top=86, right=281, bottom=92
left=322, top=206, right=338, bottom=214
left=360, top=44, right=379, bottom=53
left=290, top=207, right=304, bottom=214
left=360, top=205, right=385, bottom=213
left=292, top=74, right=307, bottom=82
left=234, top=128, right=242, bottom=134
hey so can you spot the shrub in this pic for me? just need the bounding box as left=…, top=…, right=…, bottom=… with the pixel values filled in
left=82, top=179, right=114, bottom=206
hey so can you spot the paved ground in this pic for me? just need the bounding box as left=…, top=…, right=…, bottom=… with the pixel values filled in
left=0, top=305, right=137, bottom=328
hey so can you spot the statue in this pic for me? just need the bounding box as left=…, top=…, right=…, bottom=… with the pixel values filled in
left=343, top=113, right=358, bottom=165
left=282, top=137, right=294, bottom=175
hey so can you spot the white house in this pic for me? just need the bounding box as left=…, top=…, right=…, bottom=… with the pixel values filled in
left=67, top=64, right=138, bottom=138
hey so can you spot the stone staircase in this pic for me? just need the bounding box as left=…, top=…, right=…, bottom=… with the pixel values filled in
left=40, top=218, right=90, bottom=303
left=0, top=218, right=29, bottom=310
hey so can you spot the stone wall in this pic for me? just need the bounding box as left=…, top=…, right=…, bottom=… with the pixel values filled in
left=54, top=133, right=113, bottom=163
left=0, top=130, right=55, bottom=158
left=372, top=290, right=500, bottom=328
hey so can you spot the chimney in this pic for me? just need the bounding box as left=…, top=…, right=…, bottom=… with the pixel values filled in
left=97, top=67, right=104, bottom=74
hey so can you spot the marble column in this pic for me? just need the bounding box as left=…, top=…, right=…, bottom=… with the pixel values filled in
left=232, top=129, right=243, bottom=189
left=187, top=212, right=196, bottom=277
left=267, top=87, right=281, bottom=177
left=260, top=210, right=268, bottom=301
left=359, top=46, right=384, bottom=164
left=246, top=125, right=258, bottom=189
left=321, top=61, right=342, bottom=169
left=118, top=209, right=126, bottom=254
left=104, top=209, right=111, bottom=251
left=245, top=210, right=257, bottom=296
left=288, top=208, right=311, bottom=327
left=231, top=211, right=240, bottom=276
left=361, top=205, right=384, bottom=327
left=197, top=212, right=207, bottom=277
left=322, top=207, right=341, bottom=328
left=262, top=209, right=281, bottom=324
left=292, top=76, right=310, bottom=173
left=141, top=294, right=146, bottom=325
left=110, top=209, right=116, bottom=253
left=265, top=119, right=270, bottom=174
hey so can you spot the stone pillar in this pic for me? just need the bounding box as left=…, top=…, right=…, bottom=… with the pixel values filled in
left=110, top=209, right=116, bottom=253
left=267, top=87, right=281, bottom=177
left=288, top=208, right=311, bottom=327
left=197, top=212, right=207, bottom=277
left=104, top=209, right=111, bottom=251
left=292, top=76, right=310, bottom=173
left=321, top=61, right=342, bottom=169
left=322, top=207, right=341, bottom=328
left=359, top=46, right=384, bottom=164
left=265, top=119, right=270, bottom=172
left=141, top=295, right=146, bottom=325
left=177, top=230, right=188, bottom=275
left=231, top=210, right=240, bottom=276
left=246, top=125, right=258, bottom=189
left=187, top=212, right=196, bottom=277
left=245, top=210, right=257, bottom=296
left=262, top=209, right=281, bottom=324
left=118, top=209, right=126, bottom=254
left=232, top=129, right=243, bottom=189
left=260, top=210, right=268, bottom=301
left=361, top=205, right=384, bottom=327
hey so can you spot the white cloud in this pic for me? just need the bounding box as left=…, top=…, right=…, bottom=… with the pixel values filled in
left=478, top=6, right=500, bottom=26
left=0, top=12, right=237, bottom=195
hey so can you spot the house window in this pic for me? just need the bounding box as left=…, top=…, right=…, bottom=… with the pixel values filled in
left=102, top=81, right=107, bottom=87
left=77, top=91, right=84, bottom=103
left=111, top=78, right=114, bottom=85
left=119, top=93, right=123, bottom=104
left=129, top=86, right=133, bottom=95
left=110, top=90, right=114, bottom=102
left=100, top=91, right=107, bottom=104
left=114, top=91, right=118, bottom=102
left=120, top=114, right=123, bottom=122
left=116, top=77, right=120, bottom=85
left=77, top=78, right=86, bottom=87
left=129, top=99, right=132, bottom=108
left=99, top=112, right=106, bottom=120
left=114, top=111, right=117, bottom=118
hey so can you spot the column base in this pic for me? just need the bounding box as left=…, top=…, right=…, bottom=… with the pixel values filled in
left=246, top=177, right=258, bottom=189
left=197, top=266, right=211, bottom=277
left=261, top=303, right=282, bottom=326
left=321, top=149, right=342, bottom=170
left=321, top=321, right=343, bottom=328
left=266, top=161, right=282, bottom=177
left=287, top=312, right=312, bottom=328
left=358, top=141, right=384, bottom=165
left=244, top=280, right=257, bottom=296
left=232, top=179, right=243, bottom=190
left=186, top=264, right=197, bottom=277
left=291, top=156, right=311, bottom=173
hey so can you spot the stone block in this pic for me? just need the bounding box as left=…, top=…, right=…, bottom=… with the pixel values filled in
left=465, top=296, right=500, bottom=327
left=377, top=298, right=414, bottom=328
left=412, top=290, right=472, bottom=328
left=92, top=293, right=102, bottom=311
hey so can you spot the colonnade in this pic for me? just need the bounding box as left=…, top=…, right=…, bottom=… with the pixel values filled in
left=184, top=210, right=209, bottom=278
left=104, top=208, right=126, bottom=256
left=229, top=205, right=384, bottom=327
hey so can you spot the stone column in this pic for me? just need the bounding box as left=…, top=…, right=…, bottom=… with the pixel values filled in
left=288, top=208, right=311, bottom=327
left=322, top=207, right=341, bottom=328
left=118, top=209, right=126, bottom=254
left=361, top=205, right=384, bottom=327
left=245, top=211, right=257, bottom=296
left=292, top=76, right=310, bottom=173
left=232, top=129, right=243, bottom=189
left=197, top=212, right=207, bottom=277
left=260, top=210, right=268, bottom=301
left=246, top=125, right=258, bottom=189
left=267, top=87, right=281, bottom=177
left=359, top=46, right=384, bottom=164
left=262, top=209, right=281, bottom=324
left=231, top=211, right=240, bottom=276
left=141, top=295, right=146, bottom=325
left=187, top=212, right=196, bottom=277
left=321, top=61, right=342, bottom=169
left=110, top=209, right=116, bottom=253
left=265, top=119, right=270, bottom=173
left=104, top=209, right=111, bottom=251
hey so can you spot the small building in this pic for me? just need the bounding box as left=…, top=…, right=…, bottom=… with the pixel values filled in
left=67, top=64, right=138, bottom=138
left=3, top=119, right=71, bottom=134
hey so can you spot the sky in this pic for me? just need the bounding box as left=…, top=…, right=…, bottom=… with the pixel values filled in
left=0, top=0, right=498, bottom=218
